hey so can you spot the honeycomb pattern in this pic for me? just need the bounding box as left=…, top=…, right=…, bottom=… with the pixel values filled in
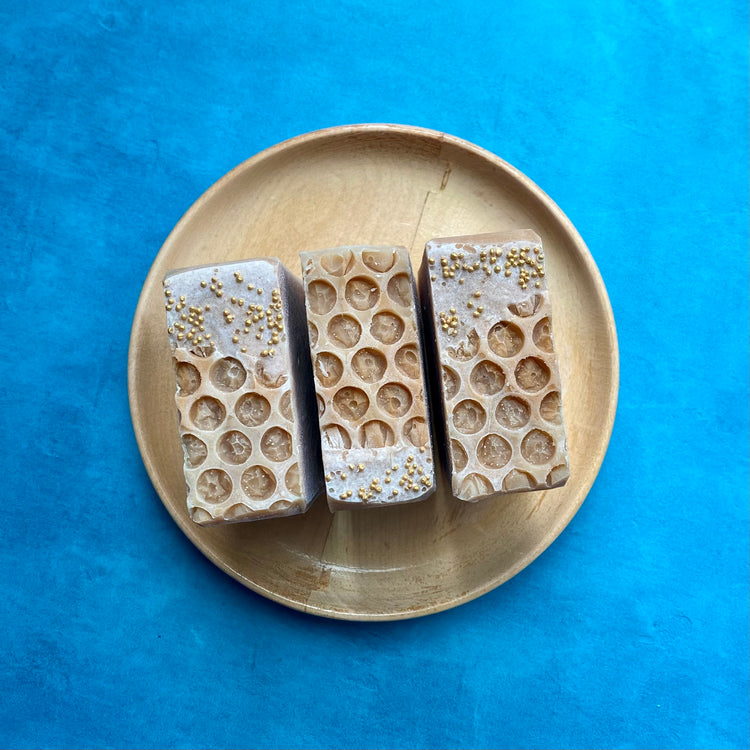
left=172, top=348, right=305, bottom=522
left=422, top=232, right=569, bottom=502
left=164, top=259, right=321, bottom=524
left=301, top=246, right=435, bottom=509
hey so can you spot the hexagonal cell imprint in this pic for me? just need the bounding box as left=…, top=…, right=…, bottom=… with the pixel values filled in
left=377, top=383, right=413, bottom=417
left=327, top=315, right=362, bottom=348
left=307, top=321, right=319, bottom=347
left=254, top=361, right=288, bottom=389
left=442, top=366, right=460, bottom=399
left=453, top=399, right=487, bottom=435
left=352, top=348, right=387, bottom=383
left=547, top=465, right=569, bottom=485
left=315, top=352, right=344, bottom=387
left=333, top=386, right=370, bottom=421
left=321, top=423, right=352, bottom=449
left=217, top=431, right=253, bottom=465
left=502, top=469, right=536, bottom=492
left=477, top=434, right=512, bottom=469
left=362, top=248, right=396, bottom=272
left=320, top=250, right=354, bottom=276
left=241, top=465, right=277, bottom=500
left=279, top=390, right=294, bottom=422
left=496, top=396, right=531, bottom=429
left=386, top=274, right=411, bottom=306
left=515, top=357, right=551, bottom=392
left=370, top=311, right=405, bottom=345
left=190, top=396, right=226, bottom=430
left=533, top=317, right=553, bottom=352
left=175, top=361, right=201, bottom=396
left=470, top=360, right=506, bottom=396
left=540, top=391, right=561, bottom=423
left=359, top=420, right=395, bottom=448
left=197, top=469, right=232, bottom=504
left=285, top=463, right=301, bottom=494
left=394, top=345, right=420, bottom=379
left=209, top=357, right=247, bottom=391
left=182, top=434, right=207, bottom=468
left=261, top=427, right=293, bottom=462
left=488, top=321, right=524, bottom=358
left=345, top=276, right=379, bottom=310
left=508, top=293, right=543, bottom=318
left=235, top=393, right=271, bottom=427
left=521, top=429, right=555, bottom=465
left=403, top=417, right=429, bottom=448
left=307, top=280, right=337, bottom=314
left=451, top=440, right=469, bottom=472
left=458, top=473, right=494, bottom=501
left=446, top=329, right=479, bottom=361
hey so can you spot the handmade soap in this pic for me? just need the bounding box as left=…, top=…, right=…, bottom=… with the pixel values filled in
left=419, top=230, right=569, bottom=501
left=301, top=246, right=435, bottom=511
left=163, top=258, right=322, bottom=525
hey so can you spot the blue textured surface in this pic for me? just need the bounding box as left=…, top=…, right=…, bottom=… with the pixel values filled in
left=2, top=1, right=748, bottom=748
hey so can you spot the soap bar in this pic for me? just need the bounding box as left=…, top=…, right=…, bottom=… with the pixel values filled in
left=163, top=258, right=322, bottom=525
left=301, top=246, right=435, bottom=511
left=419, top=231, right=569, bottom=501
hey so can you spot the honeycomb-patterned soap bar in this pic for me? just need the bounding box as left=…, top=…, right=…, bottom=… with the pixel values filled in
left=301, top=246, right=436, bottom=511
left=419, top=230, right=569, bottom=502
left=163, top=258, right=322, bottom=525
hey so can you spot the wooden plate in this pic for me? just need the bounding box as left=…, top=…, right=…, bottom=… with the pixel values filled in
left=128, top=124, right=618, bottom=620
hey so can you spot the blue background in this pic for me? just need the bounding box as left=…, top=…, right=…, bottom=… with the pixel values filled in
left=2, top=1, right=748, bottom=748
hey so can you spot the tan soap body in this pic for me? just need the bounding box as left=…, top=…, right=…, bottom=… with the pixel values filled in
left=420, top=231, right=569, bottom=502
left=301, top=246, right=435, bottom=511
left=163, top=258, right=322, bottom=525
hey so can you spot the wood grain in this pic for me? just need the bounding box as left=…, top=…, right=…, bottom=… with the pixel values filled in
left=128, top=124, right=619, bottom=620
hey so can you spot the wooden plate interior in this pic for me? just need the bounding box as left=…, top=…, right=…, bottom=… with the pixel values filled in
left=128, top=124, right=618, bottom=620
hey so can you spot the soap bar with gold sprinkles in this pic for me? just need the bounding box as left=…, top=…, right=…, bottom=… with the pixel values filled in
left=163, top=258, right=322, bottom=525
left=419, top=230, right=569, bottom=502
left=301, top=246, right=435, bottom=511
